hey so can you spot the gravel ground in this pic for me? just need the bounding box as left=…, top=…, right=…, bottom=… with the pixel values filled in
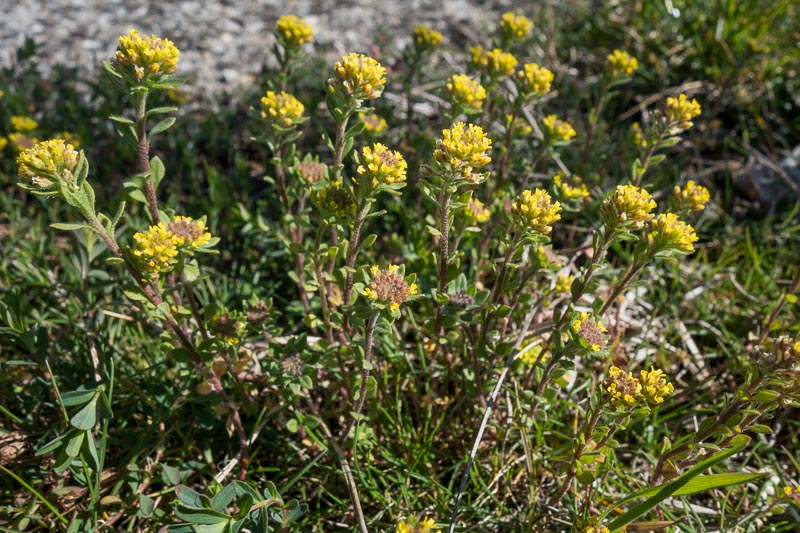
left=1, top=0, right=526, bottom=98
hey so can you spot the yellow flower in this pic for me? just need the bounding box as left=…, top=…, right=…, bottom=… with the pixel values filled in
left=131, top=223, right=183, bottom=275
left=515, top=63, right=553, bottom=97
left=357, top=143, right=408, bottom=186
left=331, top=53, right=387, bottom=101
left=605, top=366, right=642, bottom=408
left=0, top=137, right=7, bottom=151
left=506, top=114, right=532, bottom=136
left=465, top=197, right=491, bottom=224
left=673, top=180, right=710, bottom=212
left=483, top=48, right=518, bottom=77
left=603, top=184, right=657, bottom=230
left=553, top=173, right=589, bottom=200
left=584, top=526, right=611, bottom=533
left=499, top=12, right=533, bottom=42
left=648, top=213, right=698, bottom=253
left=555, top=272, right=573, bottom=293
left=168, top=216, right=212, bottom=248
left=260, top=90, right=305, bottom=128
left=542, top=114, right=576, bottom=143
left=639, top=367, right=675, bottom=404
left=11, top=115, right=38, bottom=132
left=518, top=337, right=549, bottom=366
left=364, top=264, right=417, bottom=311
left=784, top=486, right=800, bottom=505
left=17, top=138, right=79, bottom=189
left=59, top=131, right=81, bottom=149
left=605, top=49, right=638, bottom=79
left=274, top=14, right=314, bottom=47
left=114, top=29, right=180, bottom=81
left=511, top=188, right=561, bottom=234
left=665, top=93, right=702, bottom=132
left=446, top=73, right=487, bottom=113
left=396, top=516, right=440, bottom=533
left=412, top=24, right=443, bottom=51
left=359, top=112, right=387, bottom=133
left=313, top=181, right=356, bottom=218
left=572, top=312, right=608, bottom=351
left=434, top=121, right=492, bottom=183
left=631, top=121, right=648, bottom=147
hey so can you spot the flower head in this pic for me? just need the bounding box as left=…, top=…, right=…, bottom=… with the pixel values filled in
left=605, top=49, right=638, bottom=80
left=665, top=93, right=702, bottom=132
left=648, top=213, right=698, bottom=254
left=313, top=181, right=356, bottom=218
left=357, top=143, right=407, bottom=187
left=11, top=116, right=38, bottom=132
left=470, top=46, right=517, bottom=77
left=605, top=366, right=643, bottom=408
left=260, top=90, right=305, bottom=128
left=553, top=173, right=589, bottom=201
left=518, top=338, right=549, bottom=366
left=639, top=367, right=675, bottom=404
left=396, top=516, right=440, bottom=533
left=572, top=312, right=608, bottom=351
left=113, top=29, right=180, bottom=81
left=511, top=188, right=561, bottom=234
left=515, top=63, right=554, bottom=97
left=465, top=197, right=491, bottom=224
left=498, top=12, right=533, bottom=42
left=0, top=137, right=7, bottom=151
left=359, top=112, right=388, bottom=133
left=131, top=223, right=183, bottom=275
left=296, top=158, right=326, bottom=183
left=168, top=216, right=212, bottom=249
left=784, top=486, right=800, bottom=505
left=603, top=184, right=657, bottom=230
left=364, top=264, right=418, bottom=311
left=434, top=122, right=492, bottom=183
left=542, top=114, right=576, bottom=144
left=412, top=24, right=443, bottom=51
left=673, top=180, right=710, bottom=212
left=555, top=272, right=574, bottom=293
left=631, top=121, right=648, bottom=147
left=446, top=74, right=487, bottom=113
left=331, top=53, right=387, bottom=101
left=17, top=138, right=79, bottom=190
left=274, top=15, right=314, bottom=48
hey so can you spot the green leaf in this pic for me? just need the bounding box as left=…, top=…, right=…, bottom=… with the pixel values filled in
left=70, top=395, right=99, bottom=430
left=145, top=106, right=178, bottom=118
left=605, top=437, right=752, bottom=529
left=150, top=156, right=166, bottom=186
left=138, top=494, right=155, bottom=517
left=150, top=117, right=176, bottom=136
left=50, top=222, right=95, bottom=232
left=65, top=431, right=84, bottom=457
left=109, top=115, right=135, bottom=125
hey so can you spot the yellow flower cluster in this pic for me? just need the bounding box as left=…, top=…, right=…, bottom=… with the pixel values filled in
left=606, top=365, right=675, bottom=408
left=665, top=93, right=702, bottom=131
left=132, top=223, right=183, bottom=274
left=648, top=213, right=698, bottom=253
left=332, top=53, right=387, bottom=101
left=553, top=173, right=589, bottom=200
left=542, top=114, right=577, bottom=143
left=359, top=112, right=387, bottom=133
left=606, top=366, right=642, bottom=408
left=314, top=182, right=356, bottom=218
left=412, top=24, right=443, bottom=50
left=114, top=29, right=180, bottom=81
left=17, top=138, right=79, bottom=189
left=447, top=73, right=487, bottom=113
left=605, top=49, right=638, bottom=79
left=518, top=339, right=549, bottom=366
left=555, top=272, right=574, bottom=293
left=274, top=15, right=314, bottom=47
left=584, top=526, right=610, bottom=533
left=168, top=216, right=212, bottom=248
left=639, top=367, right=675, bottom=404
left=396, top=516, right=439, bottom=533
left=631, top=121, right=648, bottom=147
left=784, top=486, right=800, bottom=505
left=11, top=116, right=38, bottom=132
left=434, top=121, right=492, bottom=183
left=603, top=184, right=657, bottom=230
left=465, top=197, right=491, bottom=224
left=511, top=188, right=562, bottom=234
left=357, top=143, right=408, bottom=186
left=673, top=180, right=710, bottom=211
left=470, top=46, right=517, bottom=77
left=364, top=264, right=418, bottom=311
left=0, top=137, right=7, bottom=151
left=515, top=63, right=554, bottom=97
left=572, top=312, right=608, bottom=351
left=260, top=90, right=305, bottom=128
left=499, top=12, right=533, bottom=41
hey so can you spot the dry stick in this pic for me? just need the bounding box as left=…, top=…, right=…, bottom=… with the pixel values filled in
left=447, top=306, right=537, bottom=533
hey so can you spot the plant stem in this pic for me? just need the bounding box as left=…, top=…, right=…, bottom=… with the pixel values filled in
left=134, top=90, right=159, bottom=223
left=339, top=312, right=380, bottom=444
left=434, top=188, right=453, bottom=332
